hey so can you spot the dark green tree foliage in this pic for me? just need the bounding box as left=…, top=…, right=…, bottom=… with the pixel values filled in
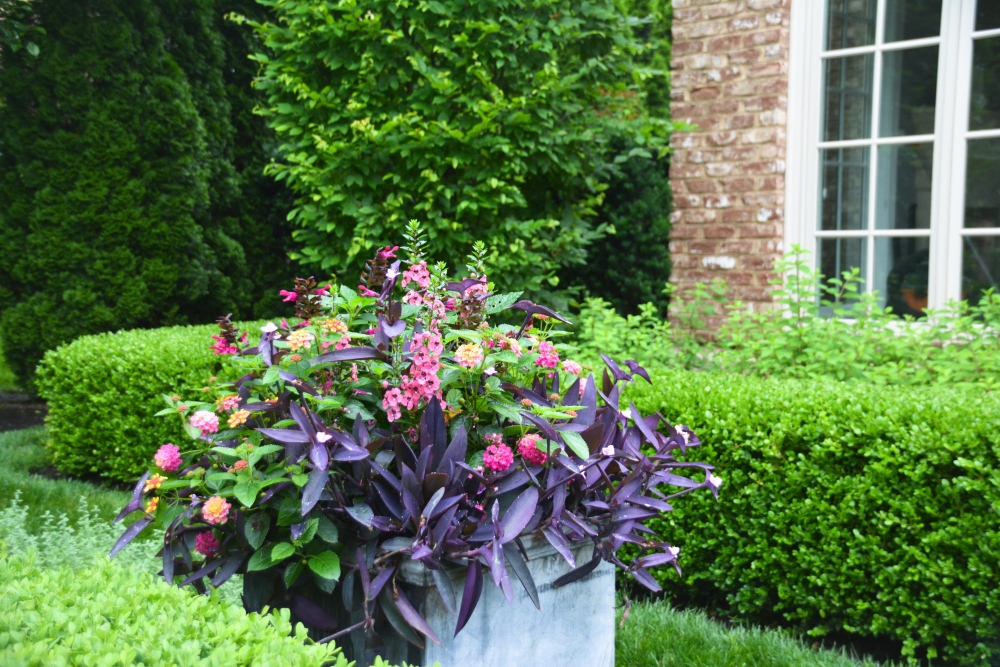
left=0, top=0, right=292, bottom=387
left=240, top=0, right=667, bottom=296
left=563, top=136, right=672, bottom=315
left=564, top=0, right=673, bottom=315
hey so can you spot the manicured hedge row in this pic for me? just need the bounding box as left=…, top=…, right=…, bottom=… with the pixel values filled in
left=629, top=372, right=1000, bottom=665
left=36, top=323, right=263, bottom=482
left=0, top=552, right=347, bottom=666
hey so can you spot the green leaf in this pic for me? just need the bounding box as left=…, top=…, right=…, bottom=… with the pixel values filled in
left=244, top=513, right=271, bottom=551
left=308, top=551, right=341, bottom=582
left=278, top=497, right=303, bottom=526
left=247, top=549, right=273, bottom=572
left=299, top=517, right=319, bottom=545
left=316, top=515, right=339, bottom=544
left=234, top=479, right=263, bottom=507
left=271, top=543, right=295, bottom=563
left=561, top=431, right=590, bottom=459
left=486, top=291, right=523, bottom=313
left=284, top=560, right=305, bottom=588
left=262, top=365, right=281, bottom=385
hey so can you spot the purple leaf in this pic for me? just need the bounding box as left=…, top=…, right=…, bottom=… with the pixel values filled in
left=380, top=589, right=424, bottom=648
left=381, top=317, right=407, bottom=339
left=311, top=347, right=387, bottom=365
left=370, top=565, right=396, bottom=602
left=309, top=442, right=329, bottom=470
left=455, top=562, right=483, bottom=637
left=290, top=595, right=337, bottom=632
left=612, top=506, right=659, bottom=523
left=432, top=568, right=458, bottom=615
left=631, top=567, right=662, bottom=592
left=290, top=402, right=317, bottom=439
left=301, top=467, right=328, bottom=515
left=357, top=548, right=371, bottom=596
left=211, top=551, right=246, bottom=588
left=109, top=517, right=152, bottom=557
left=488, top=543, right=505, bottom=586
left=332, top=447, right=370, bottom=462
left=180, top=557, right=223, bottom=586
left=257, top=428, right=310, bottom=444
left=502, top=544, right=540, bottom=610
left=494, top=468, right=530, bottom=495
left=520, top=411, right=561, bottom=444
left=542, top=524, right=576, bottom=568
left=395, top=587, right=443, bottom=646
left=499, top=487, right=538, bottom=544
left=438, top=425, right=468, bottom=472
left=572, top=374, right=598, bottom=426
left=553, top=550, right=601, bottom=588
left=445, top=277, right=487, bottom=294
left=346, top=503, right=374, bottom=529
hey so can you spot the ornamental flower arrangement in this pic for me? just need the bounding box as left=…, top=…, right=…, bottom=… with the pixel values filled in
left=112, top=222, right=721, bottom=653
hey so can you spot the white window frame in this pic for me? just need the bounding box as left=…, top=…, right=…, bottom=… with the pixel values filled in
left=786, top=0, right=999, bottom=309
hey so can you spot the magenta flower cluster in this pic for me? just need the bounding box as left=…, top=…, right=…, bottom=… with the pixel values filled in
left=518, top=433, right=548, bottom=465
left=483, top=441, right=514, bottom=471
left=190, top=410, right=220, bottom=435
left=535, top=340, right=560, bottom=369
left=153, top=443, right=182, bottom=472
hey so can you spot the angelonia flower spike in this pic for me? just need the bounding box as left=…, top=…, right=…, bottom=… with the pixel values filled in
left=112, top=221, right=718, bottom=648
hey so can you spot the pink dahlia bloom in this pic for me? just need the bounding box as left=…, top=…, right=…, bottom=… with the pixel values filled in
left=483, top=443, right=514, bottom=471
left=195, top=531, right=220, bottom=556
left=202, top=496, right=231, bottom=525
left=153, top=443, right=182, bottom=472
left=518, top=434, right=548, bottom=466
left=190, top=410, right=219, bottom=435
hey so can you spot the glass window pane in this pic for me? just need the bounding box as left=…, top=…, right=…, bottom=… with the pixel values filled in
left=976, top=1, right=1000, bottom=32
left=876, top=236, right=930, bottom=317
left=884, top=0, right=942, bottom=43
left=819, top=238, right=868, bottom=313
left=827, top=0, right=877, bottom=50
left=962, top=236, right=1000, bottom=305
left=964, top=138, right=1000, bottom=228
left=821, top=147, right=870, bottom=231
left=970, top=37, right=1000, bottom=131
left=879, top=46, right=938, bottom=137
left=823, top=55, right=874, bottom=141
left=875, top=143, right=933, bottom=230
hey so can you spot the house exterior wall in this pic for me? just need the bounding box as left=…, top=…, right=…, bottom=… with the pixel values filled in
left=669, top=0, right=791, bottom=317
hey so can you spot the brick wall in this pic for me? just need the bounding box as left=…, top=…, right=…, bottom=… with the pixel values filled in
left=669, top=0, right=790, bottom=318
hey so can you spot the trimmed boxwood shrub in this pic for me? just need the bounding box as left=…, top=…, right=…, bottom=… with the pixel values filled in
left=36, top=322, right=263, bottom=482
left=629, top=371, right=1000, bottom=665
left=0, top=552, right=348, bottom=666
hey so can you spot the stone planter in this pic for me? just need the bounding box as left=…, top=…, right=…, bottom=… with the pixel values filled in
left=377, top=537, right=615, bottom=667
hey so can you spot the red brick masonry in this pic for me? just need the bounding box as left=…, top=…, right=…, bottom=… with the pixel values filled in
left=669, top=0, right=790, bottom=313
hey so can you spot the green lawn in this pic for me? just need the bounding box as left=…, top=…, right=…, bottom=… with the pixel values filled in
left=617, top=600, right=892, bottom=667
left=0, top=427, right=891, bottom=666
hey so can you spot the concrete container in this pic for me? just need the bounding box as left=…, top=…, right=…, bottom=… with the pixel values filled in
left=382, top=537, right=615, bottom=667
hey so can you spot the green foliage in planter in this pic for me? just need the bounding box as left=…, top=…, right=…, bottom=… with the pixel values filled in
left=235, top=0, right=672, bottom=297
left=0, top=552, right=347, bottom=666
left=0, top=0, right=293, bottom=389
left=36, top=322, right=262, bottom=482
left=628, top=371, right=1000, bottom=665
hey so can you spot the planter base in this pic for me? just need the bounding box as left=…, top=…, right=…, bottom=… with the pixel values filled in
left=383, top=538, right=615, bottom=667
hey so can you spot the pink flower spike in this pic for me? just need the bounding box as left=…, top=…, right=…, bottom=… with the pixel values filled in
left=316, top=284, right=332, bottom=296
left=358, top=285, right=379, bottom=297
left=378, top=245, right=399, bottom=259
left=279, top=289, right=298, bottom=302
left=154, top=443, right=182, bottom=472
left=195, top=531, right=220, bottom=556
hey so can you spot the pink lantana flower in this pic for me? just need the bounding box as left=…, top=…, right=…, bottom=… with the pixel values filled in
left=455, top=343, right=484, bottom=368
left=190, top=411, right=219, bottom=435
left=483, top=443, right=514, bottom=472
left=195, top=531, right=220, bottom=556
left=534, top=341, right=559, bottom=369
left=518, top=433, right=548, bottom=466
left=153, top=443, right=182, bottom=472
left=561, top=360, right=582, bottom=375
left=202, top=496, right=231, bottom=525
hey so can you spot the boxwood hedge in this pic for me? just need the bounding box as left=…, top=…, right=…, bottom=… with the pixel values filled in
left=0, top=552, right=348, bottom=666
left=36, top=323, right=263, bottom=482
left=629, top=372, right=1000, bottom=665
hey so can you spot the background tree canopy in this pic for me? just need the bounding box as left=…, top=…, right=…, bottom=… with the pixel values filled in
left=239, top=0, right=673, bottom=299
left=0, top=0, right=293, bottom=388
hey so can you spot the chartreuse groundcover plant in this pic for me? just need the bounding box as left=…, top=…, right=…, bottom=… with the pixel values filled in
left=111, top=223, right=720, bottom=662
